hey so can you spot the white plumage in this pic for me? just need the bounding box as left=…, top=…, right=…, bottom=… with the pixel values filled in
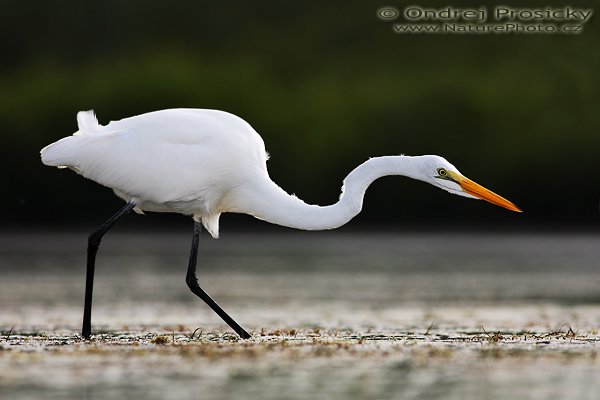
left=41, top=108, right=521, bottom=238
left=41, top=108, right=522, bottom=340
left=42, top=109, right=271, bottom=237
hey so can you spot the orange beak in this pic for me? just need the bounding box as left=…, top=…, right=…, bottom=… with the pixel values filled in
left=451, top=173, right=522, bottom=212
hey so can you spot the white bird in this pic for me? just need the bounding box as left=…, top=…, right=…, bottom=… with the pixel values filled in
left=41, top=108, right=521, bottom=339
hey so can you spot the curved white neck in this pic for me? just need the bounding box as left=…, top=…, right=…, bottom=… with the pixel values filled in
left=230, top=156, right=424, bottom=231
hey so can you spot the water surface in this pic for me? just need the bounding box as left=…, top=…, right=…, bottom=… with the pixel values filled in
left=1, top=232, right=599, bottom=399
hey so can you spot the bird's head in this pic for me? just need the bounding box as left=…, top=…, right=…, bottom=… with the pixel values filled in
left=416, top=155, right=522, bottom=212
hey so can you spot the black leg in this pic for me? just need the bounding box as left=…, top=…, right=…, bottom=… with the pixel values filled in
left=82, top=202, right=136, bottom=339
left=186, top=221, right=251, bottom=339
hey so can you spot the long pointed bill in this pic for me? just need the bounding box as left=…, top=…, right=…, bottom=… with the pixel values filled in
left=458, top=177, right=522, bottom=212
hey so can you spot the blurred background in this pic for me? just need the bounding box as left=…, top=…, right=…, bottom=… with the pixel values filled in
left=1, top=0, right=598, bottom=232
left=1, top=3, right=599, bottom=397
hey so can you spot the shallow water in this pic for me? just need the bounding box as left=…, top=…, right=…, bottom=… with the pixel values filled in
left=1, top=232, right=599, bottom=399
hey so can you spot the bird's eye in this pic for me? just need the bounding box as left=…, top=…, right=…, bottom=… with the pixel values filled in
left=437, top=168, right=447, bottom=176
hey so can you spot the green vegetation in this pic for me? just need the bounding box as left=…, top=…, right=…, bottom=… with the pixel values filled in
left=2, top=1, right=599, bottom=227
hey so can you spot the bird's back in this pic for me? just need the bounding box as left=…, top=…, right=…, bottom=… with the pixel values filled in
left=41, top=109, right=270, bottom=213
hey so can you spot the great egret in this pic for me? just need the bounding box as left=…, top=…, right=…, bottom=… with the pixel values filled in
left=40, top=108, right=521, bottom=339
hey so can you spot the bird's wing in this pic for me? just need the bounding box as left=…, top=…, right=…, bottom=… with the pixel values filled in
left=42, top=109, right=270, bottom=206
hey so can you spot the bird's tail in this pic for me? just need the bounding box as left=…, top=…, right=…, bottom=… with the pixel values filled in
left=40, top=135, right=84, bottom=168
left=40, top=110, right=101, bottom=168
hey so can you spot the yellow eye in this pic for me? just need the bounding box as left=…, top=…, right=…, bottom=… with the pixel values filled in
left=437, top=168, right=447, bottom=176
